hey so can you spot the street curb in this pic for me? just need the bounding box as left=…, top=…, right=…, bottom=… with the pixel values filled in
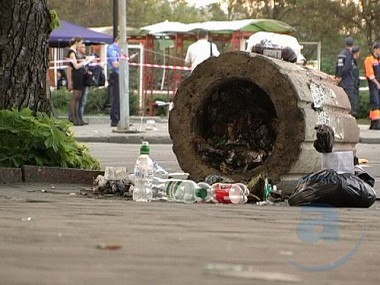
left=359, top=137, right=380, bottom=144
left=0, top=166, right=104, bottom=185
left=0, top=168, right=23, bottom=184
left=75, top=136, right=379, bottom=145
left=76, top=136, right=173, bottom=144
left=22, top=166, right=104, bottom=185
left=74, top=136, right=379, bottom=145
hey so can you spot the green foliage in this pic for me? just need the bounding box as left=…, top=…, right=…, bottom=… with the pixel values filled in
left=320, top=54, right=337, bottom=75
left=50, top=9, right=61, bottom=30
left=86, top=88, right=109, bottom=114
left=51, top=88, right=71, bottom=116
left=0, top=108, right=100, bottom=170
left=358, top=91, right=370, bottom=119
left=129, top=91, right=140, bottom=116
left=47, top=0, right=205, bottom=28
left=51, top=87, right=141, bottom=116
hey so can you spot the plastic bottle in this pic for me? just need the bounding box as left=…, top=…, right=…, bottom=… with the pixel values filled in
left=264, top=177, right=272, bottom=200
left=132, top=141, right=154, bottom=202
left=153, top=161, right=169, bottom=179
left=151, top=177, right=208, bottom=203
left=200, top=183, right=250, bottom=204
left=153, top=161, right=189, bottom=180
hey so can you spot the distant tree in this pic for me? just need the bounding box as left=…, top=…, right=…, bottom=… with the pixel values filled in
left=0, top=0, right=53, bottom=113
left=47, top=0, right=113, bottom=27
left=204, top=3, right=228, bottom=21
left=47, top=0, right=203, bottom=28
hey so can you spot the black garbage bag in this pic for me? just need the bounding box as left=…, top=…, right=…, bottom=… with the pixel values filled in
left=313, top=125, right=335, bottom=153
left=288, top=169, right=376, bottom=208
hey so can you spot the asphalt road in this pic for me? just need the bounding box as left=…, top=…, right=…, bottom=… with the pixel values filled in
left=0, top=143, right=379, bottom=285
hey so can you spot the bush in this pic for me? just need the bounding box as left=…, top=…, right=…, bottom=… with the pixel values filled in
left=358, top=91, right=370, bottom=119
left=86, top=87, right=109, bottom=114
left=51, top=87, right=141, bottom=116
left=51, top=88, right=71, bottom=116
left=0, top=108, right=100, bottom=170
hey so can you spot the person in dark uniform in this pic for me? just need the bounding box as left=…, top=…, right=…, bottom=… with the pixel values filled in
left=335, top=36, right=356, bottom=116
left=107, top=36, right=121, bottom=127
left=364, top=42, right=380, bottom=130
left=351, top=46, right=361, bottom=118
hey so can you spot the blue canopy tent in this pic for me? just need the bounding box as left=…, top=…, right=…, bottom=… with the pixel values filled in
left=49, top=20, right=113, bottom=47
left=49, top=20, right=113, bottom=88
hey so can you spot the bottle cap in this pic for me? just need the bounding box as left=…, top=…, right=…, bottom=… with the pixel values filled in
left=196, top=188, right=208, bottom=200
left=140, top=141, right=150, bottom=154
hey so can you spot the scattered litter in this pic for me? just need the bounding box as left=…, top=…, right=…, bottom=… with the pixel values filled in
left=288, top=169, right=376, bottom=208
left=145, top=120, right=158, bottom=131
left=41, top=189, right=46, bottom=193
left=205, top=174, right=234, bottom=185
left=81, top=173, right=133, bottom=198
left=154, top=161, right=189, bottom=179
left=104, top=166, right=128, bottom=180
left=69, top=193, right=76, bottom=196
left=51, top=185, right=55, bottom=189
left=21, top=217, right=32, bottom=222
left=96, top=243, right=122, bottom=250
left=256, top=201, right=272, bottom=206
left=167, top=172, right=189, bottom=180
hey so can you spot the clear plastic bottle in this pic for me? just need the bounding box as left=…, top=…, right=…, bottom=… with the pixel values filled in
left=199, top=183, right=250, bottom=204
left=132, top=142, right=154, bottom=202
left=153, top=161, right=169, bottom=179
left=151, top=177, right=208, bottom=203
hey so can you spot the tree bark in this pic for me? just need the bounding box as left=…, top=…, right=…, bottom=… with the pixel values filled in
left=0, top=0, right=53, bottom=114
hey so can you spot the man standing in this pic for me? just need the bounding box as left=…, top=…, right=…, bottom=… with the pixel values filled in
left=335, top=36, right=356, bottom=115
left=185, top=29, right=220, bottom=72
left=107, top=36, right=121, bottom=127
left=351, top=46, right=361, bottom=118
left=364, top=42, right=380, bottom=130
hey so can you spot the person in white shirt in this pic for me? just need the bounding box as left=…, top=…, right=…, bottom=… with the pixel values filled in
left=185, top=29, right=220, bottom=72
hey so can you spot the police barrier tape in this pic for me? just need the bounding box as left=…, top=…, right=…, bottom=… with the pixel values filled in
left=49, top=54, right=191, bottom=71
left=128, top=62, right=191, bottom=71
left=49, top=61, right=191, bottom=71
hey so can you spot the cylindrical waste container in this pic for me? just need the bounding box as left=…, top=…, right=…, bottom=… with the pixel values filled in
left=169, top=52, right=359, bottom=189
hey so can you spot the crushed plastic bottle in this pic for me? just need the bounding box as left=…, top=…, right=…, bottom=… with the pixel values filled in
left=153, top=161, right=189, bottom=180
left=153, top=161, right=169, bottom=178
left=132, top=141, right=154, bottom=202
left=204, top=174, right=234, bottom=185
left=199, top=183, right=250, bottom=204
left=151, top=177, right=208, bottom=203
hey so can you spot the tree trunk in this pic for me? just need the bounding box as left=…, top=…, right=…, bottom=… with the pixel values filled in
left=0, top=0, right=53, bottom=114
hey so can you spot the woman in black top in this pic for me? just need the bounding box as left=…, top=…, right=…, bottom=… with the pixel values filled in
left=67, top=36, right=86, bottom=125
